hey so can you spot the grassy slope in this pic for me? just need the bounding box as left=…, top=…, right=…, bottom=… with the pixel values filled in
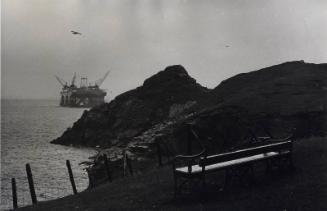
left=19, top=137, right=327, bottom=211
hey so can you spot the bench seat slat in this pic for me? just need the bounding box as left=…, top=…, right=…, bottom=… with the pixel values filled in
left=206, top=140, right=291, bottom=158
left=199, top=140, right=292, bottom=166
left=175, top=150, right=290, bottom=175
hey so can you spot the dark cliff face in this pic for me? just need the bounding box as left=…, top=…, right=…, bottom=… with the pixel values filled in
left=52, top=61, right=327, bottom=148
left=208, top=61, right=327, bottom=138
left=51, top=65, right=212, bottom=147
left=213, top=61, right=327, bottom=115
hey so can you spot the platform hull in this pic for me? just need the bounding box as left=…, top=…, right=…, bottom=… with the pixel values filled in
left=60, top=87, right=106, bottom=108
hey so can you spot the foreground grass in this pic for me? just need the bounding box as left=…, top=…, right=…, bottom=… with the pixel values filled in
left=19, top=137, right=327, bottom=211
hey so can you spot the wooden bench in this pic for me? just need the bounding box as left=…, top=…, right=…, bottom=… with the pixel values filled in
left=172, top=134, right=294, bottom=196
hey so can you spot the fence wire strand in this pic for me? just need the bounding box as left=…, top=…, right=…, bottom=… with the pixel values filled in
left=1, top=166, right=89, bottom=210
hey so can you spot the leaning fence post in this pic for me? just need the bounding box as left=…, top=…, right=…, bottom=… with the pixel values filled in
left=25, top=163, right=37, bottom=205
left=103, top=155, right=112, bottom=182
left=11, top=178, right=18, bottom=209
left=66, top=160, right=77, bottom=194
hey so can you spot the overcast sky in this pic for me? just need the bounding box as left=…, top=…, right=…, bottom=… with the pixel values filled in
left=2, top=0, right=327, bottom=100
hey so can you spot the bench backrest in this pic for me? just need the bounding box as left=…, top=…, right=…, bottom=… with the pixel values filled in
left=199, top=139, right=293, bottom=167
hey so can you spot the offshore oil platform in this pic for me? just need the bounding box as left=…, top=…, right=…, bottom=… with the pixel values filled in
left=55, top=71, right=110, bottom=108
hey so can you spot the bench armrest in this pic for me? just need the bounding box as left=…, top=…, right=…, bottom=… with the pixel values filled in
left=257, top=136, right=272, bottom=141
left=269, top=134, right=294, bottom=143
left=172, top=149, right=206, bottom=171
left=174, top=150, right=206, bottom=160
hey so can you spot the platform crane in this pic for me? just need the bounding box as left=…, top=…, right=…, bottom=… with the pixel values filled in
left=71, top=72, right=77, bottom=87
left=94, top=71, right=110, bottom=87
left=55, top=75, right=68, bottom=88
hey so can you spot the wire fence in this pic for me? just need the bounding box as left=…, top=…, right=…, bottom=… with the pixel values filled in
left=1, top=146, right=169, bottom=210
left=1, top=180, right=77, bottom=209
left=1, top=163, right=89, bottom=210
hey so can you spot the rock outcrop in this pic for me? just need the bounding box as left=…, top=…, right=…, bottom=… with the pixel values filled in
left=51, top=65, right=212, bottom=147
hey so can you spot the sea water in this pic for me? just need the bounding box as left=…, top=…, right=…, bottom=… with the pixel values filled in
left=1, top=99, right=96, bottom=210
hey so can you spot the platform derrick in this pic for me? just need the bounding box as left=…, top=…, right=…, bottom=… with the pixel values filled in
left=55, top=71, right=110, bottom=108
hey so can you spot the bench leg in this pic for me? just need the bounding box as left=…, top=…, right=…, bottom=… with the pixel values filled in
left=175, top=178, right=179, bottom=197
left=173, top=172, right=178, bottom=198
left=278, top=155, right=295, bottom=172
left=239, top=164, right=254, bottom=186
left=288, top=155, right=295, bottom=171
left=266, top=158, right=282, bottom=173
left=265, top=160, right=272, bottom=174
left=202, top=172, right=206, bottom=189
left=274, top=155, right=294, bottom=172
left=248, top=164, right=255, bottom=185
left=225, top=165, right=255, bottom=187
left=266, top=155, right=294, bottom=174
left=223, top=169, right=231, bottom=189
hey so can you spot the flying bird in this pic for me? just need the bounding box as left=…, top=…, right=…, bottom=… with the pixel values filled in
left=71, top=30, right=82, bottom=35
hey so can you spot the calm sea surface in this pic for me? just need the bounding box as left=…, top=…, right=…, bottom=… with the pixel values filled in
left=1, top=99, right=96, bottom=210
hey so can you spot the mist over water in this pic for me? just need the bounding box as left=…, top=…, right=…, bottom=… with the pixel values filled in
left=3, top=0, right=327, bottom=100
left=1, top=99, right=96, bottom=209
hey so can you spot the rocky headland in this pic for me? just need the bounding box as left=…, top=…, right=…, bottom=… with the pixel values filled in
left=52, top=65, right=213, bottom=148
left=52, top=61, right=327, bottom=183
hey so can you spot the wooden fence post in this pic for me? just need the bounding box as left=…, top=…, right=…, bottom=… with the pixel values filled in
left=123, top=152, right=133, bottom=177
left=25, top=164, right=37, bottom=205
left=164, top=143, right=173, bottom=163
left=156, top=142, right=163, bottom=167
left=66, top=160, right=77, bottom=194
left=86, top=168, right=94, bottom=189
left=126, top=153, right=134, bottom=176
left=11, top=178, right=18, bottom=209
left=103, top=155, right=112, bottom=182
